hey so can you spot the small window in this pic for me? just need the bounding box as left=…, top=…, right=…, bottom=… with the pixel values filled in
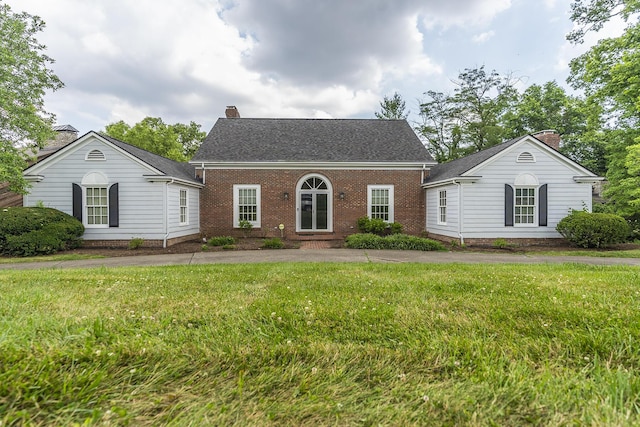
left=233, top=185, right=261, bottom=227
left=517, top=152, right=535, bottom=163
left=515, top=187, right=536, bottom=224
left=367, top=185, right=394, bottom=222
left=86, top=149, right=106, bottom=161
left=179, top=189, right=188, bottom=225
left=86, top=187, right=108, bottom=225
left=438, top=190, right=447, bottom=224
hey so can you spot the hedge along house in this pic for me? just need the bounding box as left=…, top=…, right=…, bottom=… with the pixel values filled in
left=191, top=107, right=436, bottom=240
left=22, top=131, right=203, bottom=247
left=422, top=131, right=604, bottom=245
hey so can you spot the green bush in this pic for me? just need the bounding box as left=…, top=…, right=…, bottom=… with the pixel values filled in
left=344, top=233, right=446, bottom=251
left=356, top=216, right=402, bottom=235
left=262, top=238, right=284, bottom=249
left=556, top=210, right=630, bottom=248
left=208, top=236, right=235, bottom=246
left=0, top=207, right=84, bottom=257
left=128, top=238, right=144, bottom=250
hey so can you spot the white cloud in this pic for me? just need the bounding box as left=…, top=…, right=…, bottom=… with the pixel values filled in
left=471, top=31, right=495, bottom=44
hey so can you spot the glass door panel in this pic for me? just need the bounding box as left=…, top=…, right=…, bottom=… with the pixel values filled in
left=301, top=193, right=313, bottom=230
left=316, top=193, right=328, bottom=230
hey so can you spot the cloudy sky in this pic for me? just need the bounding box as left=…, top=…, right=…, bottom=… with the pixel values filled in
left=7, top=0, right=623, bottom=135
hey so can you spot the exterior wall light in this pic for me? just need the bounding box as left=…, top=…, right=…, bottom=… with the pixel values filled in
left=283, top=192, right=289, bottom=200
left=339, top=192, right=345, bottom=200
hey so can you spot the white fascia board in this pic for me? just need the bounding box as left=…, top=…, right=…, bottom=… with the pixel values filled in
left=191, top=161, right=436, bottom=170
left=573, top=176, right=605, bottom=183
left=143, top=176, right=204, bottom=188
left=421, top=176, right=481, bottom=189
left=24, top=175, right=44, bottom=182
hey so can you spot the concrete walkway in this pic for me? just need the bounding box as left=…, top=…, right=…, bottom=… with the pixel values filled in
left=1, top=249, right=640, bottom=270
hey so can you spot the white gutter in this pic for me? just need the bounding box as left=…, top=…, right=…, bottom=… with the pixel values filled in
left=422, top=176, right=481, bottom=189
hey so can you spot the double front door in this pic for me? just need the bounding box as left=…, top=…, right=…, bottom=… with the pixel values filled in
left=297, top=176, right=331, bottom=231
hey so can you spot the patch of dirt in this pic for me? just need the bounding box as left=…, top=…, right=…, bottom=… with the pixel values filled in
left=60, top=238, right=301, bottom=258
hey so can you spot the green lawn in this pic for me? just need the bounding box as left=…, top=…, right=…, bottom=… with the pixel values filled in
left=0, top=253, right=104, bottom=264
left=1, top=263, right=639, bottom=425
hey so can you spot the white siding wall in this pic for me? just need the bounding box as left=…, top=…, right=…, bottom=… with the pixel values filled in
left=458, top=141, right=593, bottom=239
left=426, top=184, right=459, bottom=238
left=25, top=136, right=172, bottom=241
left=167, top=185, right=200, bottom=238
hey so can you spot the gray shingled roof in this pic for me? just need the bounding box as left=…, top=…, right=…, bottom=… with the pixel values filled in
left=192, top=118, right=434, bottom=163
left=424, top=136, right=525, bottom=183
left=98, top=133, right=200, bottom=184
left=53, top=124, right=78, bottom=132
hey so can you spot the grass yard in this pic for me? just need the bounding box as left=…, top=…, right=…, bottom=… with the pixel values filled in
left=1, top=263, right=639, bottom=425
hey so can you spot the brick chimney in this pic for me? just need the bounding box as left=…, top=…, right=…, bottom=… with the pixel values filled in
left=533, top=130, right=560, bottom=150
left=225, top=106, right=240, bottom=118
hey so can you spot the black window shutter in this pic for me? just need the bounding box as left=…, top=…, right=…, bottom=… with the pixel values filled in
left=505, top=184, right=514, bottom=226
left=109, top=183, right=119, bottom=227
left=539, top=184, right=548, bottom=227
left=72, top=183, right=82, bottom=222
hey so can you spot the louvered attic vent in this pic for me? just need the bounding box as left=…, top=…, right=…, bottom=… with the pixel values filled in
left=517, top=151, right=535, bottom=163
left=86, top=149, right=106, bottom=161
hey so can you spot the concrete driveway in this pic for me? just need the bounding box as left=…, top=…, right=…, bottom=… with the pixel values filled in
left=1, top=249, right=639, bottom=270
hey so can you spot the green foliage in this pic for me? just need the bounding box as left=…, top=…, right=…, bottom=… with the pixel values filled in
left=261, top=238, right=284, bottom=249
left=492, top=238, right=515, bottom=249
left=104, top=117, right=206, bottom=161
left=128, top=238, right=144, bottom=250
left=238, top=220, right=253, bottom=238
left=0, top=4, right=64, bottom=194
left=222, top=244, right=236, bottom=250
left=0, top=207, right=83, bottom=256
left=207, top=236, right=235, bottom=247
left=356, top=216, right=398, bottom=235
left=556, top=210, right=631, bottom=248
left=374, top=92, right=408, bottom=120
left=345, top=233, right=446, bottom=251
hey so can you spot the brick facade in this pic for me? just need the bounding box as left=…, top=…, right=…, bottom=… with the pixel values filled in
left=199, top=169, right=426, bottom=240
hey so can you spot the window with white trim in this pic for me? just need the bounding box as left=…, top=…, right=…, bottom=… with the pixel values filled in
left=367, top=185, right=394, bottom=222
left=86, top=187, right=108, bottom=225
left=233, top=185, right=261, bottom=227
left=515, top=187, right=536, bottom=224
left=438, top=190, right=447, bottom=224
left=179, top=189, right=188, bottom=225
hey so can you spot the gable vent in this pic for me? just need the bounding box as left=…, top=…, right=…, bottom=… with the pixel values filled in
left=517, top=151, right=535, bottom=163
left=86, top=149, right=106, bottom=161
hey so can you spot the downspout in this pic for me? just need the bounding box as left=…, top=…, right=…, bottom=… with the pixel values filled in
left=201, top=163, right=206, bottom=184
left=455, top=181, right=464, bottom=245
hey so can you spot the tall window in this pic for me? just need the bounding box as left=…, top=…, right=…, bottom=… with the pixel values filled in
left=233, top=185, right=261, bottom=227
left=438, top=190, right=447, bottom=224
left=86, top=187, right=108, bottom=225
left=367, top=185, right=394, bottom=222
left=179, top=189, right=188, bottom=225
left=515, top=188, right=536, bottom=224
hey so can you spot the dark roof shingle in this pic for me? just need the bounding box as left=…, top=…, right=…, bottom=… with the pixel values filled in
left=192, top=118, right=434, bottom=163
left=99, top=133, right=199, bottom=184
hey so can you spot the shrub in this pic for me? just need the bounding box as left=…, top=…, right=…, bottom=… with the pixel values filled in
left=344, top=233, right=446, bottom=251
left=556, top=210, right=630, bottom=248
left=222, top=244, right=236, bottom=250
left=492, top=238, right=514, bottom=249
left=262, top=238, right=284, bottom=249
left=0, top=207, right=84, bottom=257
left=238, top=220, right=253, bottom=238
left=128, top=238, right=144, bottom=250
left=208, top=236, right=235, bottom=246
left=356, top=216, right=402, bottom=236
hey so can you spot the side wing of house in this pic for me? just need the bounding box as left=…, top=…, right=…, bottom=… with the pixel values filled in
left=425, top=137, right=601, bottom=242
left=24, top=133, right=201, bottom=246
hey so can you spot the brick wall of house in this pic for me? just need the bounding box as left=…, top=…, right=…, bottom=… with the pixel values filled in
left=199, top=169, right=426, bottom=240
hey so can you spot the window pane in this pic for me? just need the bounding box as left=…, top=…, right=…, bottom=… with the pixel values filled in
left=370, top=188, right=390, bottom=221
left=86, top=187, right=108, bottom=225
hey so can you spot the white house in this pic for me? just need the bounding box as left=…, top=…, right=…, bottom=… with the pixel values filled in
left=422, top=132, right=604, bottom=245
left=22, top=131, right=203, bottom=247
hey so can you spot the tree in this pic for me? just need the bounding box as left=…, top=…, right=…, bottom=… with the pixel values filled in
left=0, top=3, right=63, bottom=194
left=104, top=117, right=206, bottom=161
left=452, top=66, right=518, bottom=153
left=567, top=0, right=640, bottom=218
left=416, top=90, right=463, bottom=162
left=375, top=92, right=408, bottom=120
